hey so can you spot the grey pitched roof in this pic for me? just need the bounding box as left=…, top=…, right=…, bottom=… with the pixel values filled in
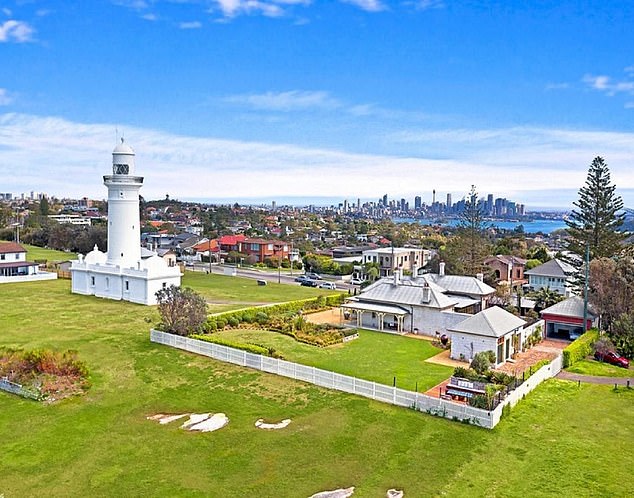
left=525, top=258, right=576, bottom=278
left=422, top=273, right=495, bottom=297
left=541, top=296, right=597, bottom=319
left=359, top=278, right=458, bottom=309
left=449, top=306, right=526, bottom=338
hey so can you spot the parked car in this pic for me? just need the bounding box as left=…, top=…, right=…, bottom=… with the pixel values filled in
left=350, top=277, right=364, bottom=285
left=300, top=279, right=318, bottom=287
left=318, top=282, right=337, bottom=290
left=295, top=275, right=309, bottom=283
left=594, top=350, right=630, bottom=369
left=305, top=272, right=321, bottom=280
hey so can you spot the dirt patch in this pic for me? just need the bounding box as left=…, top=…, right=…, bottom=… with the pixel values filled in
left=425, top=349, right=466, bottom=368
left=304, top=308, right=343, bottom=326
left=255, top=418, right=291, bottom=430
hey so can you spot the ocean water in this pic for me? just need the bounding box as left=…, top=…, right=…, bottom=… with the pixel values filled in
left=393, top=217, right=568, bottom=234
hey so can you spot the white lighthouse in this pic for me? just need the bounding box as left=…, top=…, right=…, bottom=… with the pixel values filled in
left=71, top=140, right=181, bottom=305
left=105, top=139, right=142, bottom=266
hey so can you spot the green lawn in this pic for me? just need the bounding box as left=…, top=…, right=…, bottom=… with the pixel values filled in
left=183, top=271, right=340, bottom=306
left=9, top=242, right=76, bottom=262
left=1, top=279, right=633, bottom=497
left=567, top=358, right=633, bottom=378
left=215, top=328, right=452, bottom=391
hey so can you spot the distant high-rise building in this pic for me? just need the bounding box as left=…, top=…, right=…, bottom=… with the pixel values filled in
left=487, top=194, right=494, bottom=215
left=272, top=200, right=277, bottom=211
left=343, top=199, right=348, bottom=212
left=432, top=189, right=436, bottom=205
left=357, top=198, right=361, bottom=210
left=414, top=196, right=421, bottom=210
left=446, top=193, right=452, bottom=211
left=382, top=193, right=388, bottom=206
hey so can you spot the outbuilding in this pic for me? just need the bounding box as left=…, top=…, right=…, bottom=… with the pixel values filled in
left=449, top=306, right=526, bottom=367
left=540, top=296, right=597, bottom=340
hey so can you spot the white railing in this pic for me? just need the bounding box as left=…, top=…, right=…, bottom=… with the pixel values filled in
left=150, top=329, right=563, bottom=429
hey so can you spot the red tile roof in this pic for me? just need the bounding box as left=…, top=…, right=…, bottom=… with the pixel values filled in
left=0, top=242, right=26, bottom=254
left=218, top=234, right=246, bottom=246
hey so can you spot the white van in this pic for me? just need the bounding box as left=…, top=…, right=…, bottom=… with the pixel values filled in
left=318, top=282, right=337, bottom=290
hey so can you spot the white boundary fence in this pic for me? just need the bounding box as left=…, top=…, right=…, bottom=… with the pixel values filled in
left=150, top=329, right=562, bottom=429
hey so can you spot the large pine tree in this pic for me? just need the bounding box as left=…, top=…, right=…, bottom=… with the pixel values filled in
left=565, top=156, right=626, bottom=260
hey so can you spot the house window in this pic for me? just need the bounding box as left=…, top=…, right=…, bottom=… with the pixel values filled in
left=162, top=282, right=167, bottom=289
left=15, top=254, right=19, bottom=260
left=91, top=276, right=95, bottom=286
left=105, top=277, right=109, bottom=290
left=125, top=280, right=129, bottom=291
left=0, top=254, right=4, bottom=260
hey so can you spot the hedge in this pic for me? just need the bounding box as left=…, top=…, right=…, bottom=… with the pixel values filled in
left=562, top=328, right=600, bottom=368
left=190, top=334, right=278, bottom=357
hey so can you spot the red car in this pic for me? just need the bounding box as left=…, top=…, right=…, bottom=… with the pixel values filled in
left=594, top=350, right=630, bottom=369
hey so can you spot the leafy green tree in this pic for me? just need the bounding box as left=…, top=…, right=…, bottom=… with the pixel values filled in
left=611, top=313, right=634, bottom=359
left=589, top=257, right=634, bottom=333
left=532, top=287, right=564, bottom=311
left=470, top=351, right=491, bottom=375
left=565, top=157, right=626, bottom=260
left=444, top=186, right=491, bottom=275
left=155, top=286, right=208, bottom=336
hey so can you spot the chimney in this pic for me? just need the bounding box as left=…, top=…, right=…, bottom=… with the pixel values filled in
left=422, top=282, right=430, bottom=303
left=439, top=261, right=445, bottom=276
left=476, top=272, right=484, bottom=282
left=393, top=269, right=400, bottom=286
left=412, top=265, right=418, bottom=279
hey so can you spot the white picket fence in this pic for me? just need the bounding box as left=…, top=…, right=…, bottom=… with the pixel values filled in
left=150, top=329, right=562, bottom=429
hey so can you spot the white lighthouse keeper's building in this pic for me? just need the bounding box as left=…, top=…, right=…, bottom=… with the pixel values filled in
left=71, top=140, right=181, bottom=305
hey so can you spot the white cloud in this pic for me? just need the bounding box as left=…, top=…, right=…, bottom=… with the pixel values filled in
left=142, top=13, right=158, bottom=21
left=213, top=0, right=287, bottom=18
left=224, top=90, right=342, bottom=111
left=0, top=20, right=35, bottom=43
left=412, top=0, right=444, bottom=10
left=0, top=89, right=13, bottom=106
left=583, top=73, right=634, bottom=96
left=178, top=20, right=202, bottom=29
left=625, top=102, right=634, bottom=109
left=545, top=82, right=569, bottom=90
left=339, top=0, right=386, bottom=12
left=2, top=113, right=634, bottom=208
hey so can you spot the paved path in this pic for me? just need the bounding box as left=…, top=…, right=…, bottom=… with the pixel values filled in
left=556, top=370, right=632, bottom=385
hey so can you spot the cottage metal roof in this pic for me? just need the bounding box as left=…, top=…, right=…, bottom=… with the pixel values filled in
left=541, top=296, right=597, bottom=319
left=359, top=278, right=458, bottom=309
left=422, top=273, right=495, bottom=297
left=524, top=258, right=576, bottom=278
left=341, top=301, right=409, bottom=315
left=449, top=306, right=526, bottom=338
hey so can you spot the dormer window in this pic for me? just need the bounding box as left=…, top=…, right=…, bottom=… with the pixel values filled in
left=113, top=164, right=129, bottom=175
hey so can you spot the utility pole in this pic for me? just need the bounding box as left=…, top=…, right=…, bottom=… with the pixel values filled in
left=583, top=243, right=590, bottom=332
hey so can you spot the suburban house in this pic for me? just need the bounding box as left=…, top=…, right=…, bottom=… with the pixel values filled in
left=524, top=258, right=577, bottom=296
left=448, top=306, right=527, bottom=367
left=0, top=242, right=57, bottom=283
left=484, top=255, right=527, bottom=289
left=238, top=238, right=290, bottom=263
left=540, top=296, right=598, bottom=340
left=218, top=234, right=246, bottom=254
left=361, top=247, right=432, bottom=277
left=341, top=263, right=495, bottom=336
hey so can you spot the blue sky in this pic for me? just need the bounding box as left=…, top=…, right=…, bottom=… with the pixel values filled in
left=2, top=0, right=634, bottom=208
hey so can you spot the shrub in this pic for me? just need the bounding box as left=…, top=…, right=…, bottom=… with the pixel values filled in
left=204, top=318, right=218, bottom=332
left=155, top=285, right=208, bottom=336
left=190, top=334, right=271, bottom=356
left=469, top=395, right=489, bottom=410
left=563, top=329, right=600, bottom=367
left=216, top=317, right=227, bottom=329
left=453, top=366, right=470, bottom=379
left=228, top=317, right=240, bottom=327
left=470, top=352, right=491, bottom=375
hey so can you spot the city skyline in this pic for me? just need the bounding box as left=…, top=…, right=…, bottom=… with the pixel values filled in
left=2, top=1, right=634, bottom=207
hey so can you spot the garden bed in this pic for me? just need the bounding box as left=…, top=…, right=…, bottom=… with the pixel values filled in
left=0, top=347, right=90, bottom=402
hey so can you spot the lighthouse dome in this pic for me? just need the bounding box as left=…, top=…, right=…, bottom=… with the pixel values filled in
left=112, top=138, right=136, bottom=175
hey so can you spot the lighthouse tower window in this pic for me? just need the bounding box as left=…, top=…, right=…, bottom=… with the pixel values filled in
left=114, top=164, right=129, bottom=175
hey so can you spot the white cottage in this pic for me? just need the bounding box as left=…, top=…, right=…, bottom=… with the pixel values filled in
left=449, top=306, right=526, bottom=367
left=71, top=140, right=181, bottom=305
left=0, top=242, right=58, bottom=283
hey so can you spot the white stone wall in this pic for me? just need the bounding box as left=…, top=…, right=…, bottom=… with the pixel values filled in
left=411, top=307, right=471, bottom=336
left=450, top=333, right=498, bottom=363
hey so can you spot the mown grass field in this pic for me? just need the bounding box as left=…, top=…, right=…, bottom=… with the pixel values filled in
left=183, top=270, right=339, bottom=308
left=21, top=243, right=77, bottom=262
left=0, top=278, right=633, bottom=497
left=215, top=328, right=452, bottom=392
left=567, top=358, right=633, bottom=378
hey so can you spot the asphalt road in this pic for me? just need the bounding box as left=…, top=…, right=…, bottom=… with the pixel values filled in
left=187, top=262, right=358, bottom=292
